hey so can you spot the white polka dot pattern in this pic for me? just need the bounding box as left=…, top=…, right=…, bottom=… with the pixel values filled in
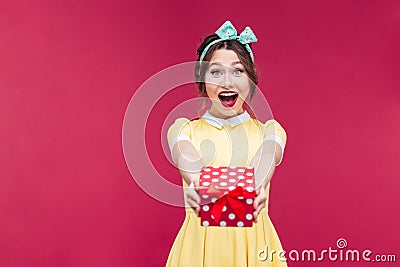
left=199, top=166, right=255, bottom=227
left=246, top=186, right=254, bottom=192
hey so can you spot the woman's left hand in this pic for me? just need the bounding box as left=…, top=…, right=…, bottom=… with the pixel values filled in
left=253, top=186, right=267, bottom=223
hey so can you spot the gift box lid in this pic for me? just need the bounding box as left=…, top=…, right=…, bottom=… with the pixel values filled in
left=199, top=166, right=256, bottom=198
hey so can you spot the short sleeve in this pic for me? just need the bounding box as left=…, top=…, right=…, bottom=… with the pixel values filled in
left=167, top=118, right=192, bottom=152
left=263, top=119, right=287, bottom=166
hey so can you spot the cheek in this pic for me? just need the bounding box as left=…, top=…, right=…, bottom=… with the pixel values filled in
left=205, top=83, right=218, bottom=97
left=236, top=79, right=251, bottom=97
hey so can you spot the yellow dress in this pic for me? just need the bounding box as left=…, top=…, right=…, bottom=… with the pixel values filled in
left=166, top=110, right=288, bottom=267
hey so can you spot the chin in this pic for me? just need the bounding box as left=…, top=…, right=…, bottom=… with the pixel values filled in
left=214, top=103, right=243, bottom=117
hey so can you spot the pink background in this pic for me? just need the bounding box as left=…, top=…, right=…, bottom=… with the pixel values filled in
left=1, top=0, right=399, bottom=266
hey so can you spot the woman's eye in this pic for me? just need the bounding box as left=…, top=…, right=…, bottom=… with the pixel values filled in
left=210, top=70, right=222, bottom=76
left=233, top=69, right=244, bottom=75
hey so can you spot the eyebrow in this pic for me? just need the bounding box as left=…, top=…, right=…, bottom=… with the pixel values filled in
left=209, top=61, right=243, bottom=67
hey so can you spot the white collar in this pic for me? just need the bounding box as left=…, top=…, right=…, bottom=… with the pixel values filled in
left=202, top=110, right=251, bottom=129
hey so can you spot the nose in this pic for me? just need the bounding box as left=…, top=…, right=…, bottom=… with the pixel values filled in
left=221, top=71, right=234, bottom=88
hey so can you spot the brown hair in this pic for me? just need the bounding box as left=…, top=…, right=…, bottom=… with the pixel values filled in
left=194, top=34, right=259, bottom=115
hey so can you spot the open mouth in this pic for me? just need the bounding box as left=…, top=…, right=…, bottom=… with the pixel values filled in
left=218, top=91, right=239, bottom=108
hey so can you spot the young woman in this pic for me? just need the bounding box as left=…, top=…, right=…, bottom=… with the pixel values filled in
left=166, top=21, right=288, bottom=267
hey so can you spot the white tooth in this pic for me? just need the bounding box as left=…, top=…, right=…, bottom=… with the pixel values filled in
left=220, top=92, right=236, bottom=96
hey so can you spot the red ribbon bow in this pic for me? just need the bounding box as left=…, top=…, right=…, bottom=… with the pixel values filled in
left=210, top=186, right=254, bottom=224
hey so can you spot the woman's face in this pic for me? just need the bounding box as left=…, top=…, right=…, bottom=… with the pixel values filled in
left=204, top=49, right=251, bottom=119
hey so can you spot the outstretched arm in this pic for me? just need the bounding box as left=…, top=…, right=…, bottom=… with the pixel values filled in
left=171, top=140, right=202, bottom=185
left=250, top=140, right=283, bottom=222
left=171, top=140, right=202, bottom=215
left=251, top=140, right=283, bottom=189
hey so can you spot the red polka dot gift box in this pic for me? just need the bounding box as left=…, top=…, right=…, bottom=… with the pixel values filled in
left=199, top=166, right=256, bottom=227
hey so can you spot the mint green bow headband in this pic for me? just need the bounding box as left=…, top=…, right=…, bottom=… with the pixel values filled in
left=199, top=20, right=258, bottom=63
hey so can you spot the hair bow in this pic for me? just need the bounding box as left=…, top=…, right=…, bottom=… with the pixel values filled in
left=199, top=20, right=258, bottom=63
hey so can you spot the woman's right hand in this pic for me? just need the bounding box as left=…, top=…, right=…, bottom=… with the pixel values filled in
left=186, top=179, right=201, bottom=216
